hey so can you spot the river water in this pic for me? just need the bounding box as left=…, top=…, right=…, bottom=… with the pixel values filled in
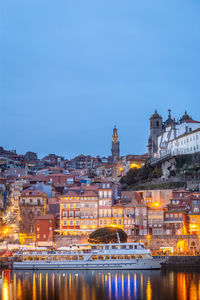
left=0, top=269, right=200, bottom=300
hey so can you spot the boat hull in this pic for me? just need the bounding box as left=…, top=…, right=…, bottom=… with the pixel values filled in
left=13, top=258, right=164, bottom=270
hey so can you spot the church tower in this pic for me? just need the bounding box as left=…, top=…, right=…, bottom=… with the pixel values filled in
left=111, top=126, right=120, bottom=162
left=148, top=110, right=163, bottom=158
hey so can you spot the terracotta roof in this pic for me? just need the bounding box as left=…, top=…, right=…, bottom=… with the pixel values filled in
left=34, top=214, right=54, bottom=220
left=21, top=190, right=46, bottom=197
left=82, top=191, right=98, bottom=197
left=185, top=119, right=200, bottom=124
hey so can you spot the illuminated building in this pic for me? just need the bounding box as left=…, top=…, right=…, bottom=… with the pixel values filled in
left=188, top=214, right=200, bottom=235
left=80, top=190, right=99, bottom=232
left=137, top=189, right=173, bottom=208
left=111, top=204, right=124, bottom=229
left=123, top=204, right=135, bottom=236
left=60, top=190, right=81, bottom=235
left=164, top=210, right=187, bottom=235
left=148, top=208, right=164, bottom=235
left=98, top=181, right=114, bottom=227
left=19, top=190, right=47, bottom=243
left=34, top=214, right=56, bottom=247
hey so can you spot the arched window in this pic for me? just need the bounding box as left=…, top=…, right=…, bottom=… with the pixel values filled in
left=156, top=121, right=159, bottom=127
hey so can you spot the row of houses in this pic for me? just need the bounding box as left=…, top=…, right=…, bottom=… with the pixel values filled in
left=17, top=182, right=200, bottom=246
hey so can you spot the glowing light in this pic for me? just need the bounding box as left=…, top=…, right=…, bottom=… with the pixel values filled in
left=130, top=163, right=141, bottom=169
left=146, top=278, right=152, bottom=300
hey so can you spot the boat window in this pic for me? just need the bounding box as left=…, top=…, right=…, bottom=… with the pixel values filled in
left=118, top=255, right=124, bottom=260
left=72, top=256, right=78, bottom=260
left=35, top=256, right=39, bottom=261
left=91, top=246, right=97, bottom=250
left=99, top=256, right=104, bottom=260
left=92, top=256, right=98, bottom=260
left=131, top=255, right=136, bottom=259
left=105, top=246, right=109, bottom=250
left=121, top=245, right=127, bottom=249
left=40, top=257, right=46, bottom=261
left=112, top=245, right=117, bottom=249
left=23, top=256, right=27, bottom=261
left=79, top=256, right=84, bottom=260
left=125, top=255, right=130, bottom=260
left=97, top=246, right=103, bottom=250
left=111, top=255, right=117, bottom=260
left=134, top=246, right=137, bottom=249
left=105, top=255, right=110, bottom=260
left=129, top=245, right=133, bottom=249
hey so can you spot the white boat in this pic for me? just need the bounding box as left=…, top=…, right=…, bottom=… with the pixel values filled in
left=13, top=242, right=165, bottom=270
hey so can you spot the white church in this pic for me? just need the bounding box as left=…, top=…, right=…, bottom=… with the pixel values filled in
left=148, top=110, right=200, bottom=159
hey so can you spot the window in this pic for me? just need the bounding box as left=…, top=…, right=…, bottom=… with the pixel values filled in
left=43, top=234, right=46, bottom=239
left=69, top=221, right=73, bottom=226
left=69, top=211, right=73, bottom=217
left=63, top=221, right=67, bottom=226
left=63, top=212, right=67, bottom=217
left=49, top=227, right=52, bottom=231
left=37, top=234, right=40, bottom=238
left=63, top=204, right=67, bottom=209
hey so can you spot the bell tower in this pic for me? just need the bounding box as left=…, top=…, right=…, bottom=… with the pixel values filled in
left=148, top=110, right=163, bottom=158
left=111, top=126, right=120, bottom=162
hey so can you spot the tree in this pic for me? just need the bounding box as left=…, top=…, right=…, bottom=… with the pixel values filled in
left=88, top=227, right=127, bottom=244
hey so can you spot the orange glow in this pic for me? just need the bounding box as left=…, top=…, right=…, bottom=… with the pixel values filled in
left=130, top=163, right=141, bottom=169
left=2, top=228, right=9, bottom=235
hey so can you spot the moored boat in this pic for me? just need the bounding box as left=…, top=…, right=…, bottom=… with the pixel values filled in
left=13, top=242, right=166, bottom=270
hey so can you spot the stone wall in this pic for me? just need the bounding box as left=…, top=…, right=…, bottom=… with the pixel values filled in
left=129, top=235, right=200, bottom=253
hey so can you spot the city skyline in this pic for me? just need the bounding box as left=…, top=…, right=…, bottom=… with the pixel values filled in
left=1, top=0, right=200, bottom=158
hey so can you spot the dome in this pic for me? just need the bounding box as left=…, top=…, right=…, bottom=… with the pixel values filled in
left=180, top=110, right=191, bottom=123
left=165, top=109, right=174, bottom=126
left=150, top=110, right=162, bottom=120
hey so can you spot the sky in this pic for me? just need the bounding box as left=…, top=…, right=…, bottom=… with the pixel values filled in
left=1, top=0, right=200, bottom=159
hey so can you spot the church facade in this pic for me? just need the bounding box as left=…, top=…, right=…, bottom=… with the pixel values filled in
left=148, top=110, right=200, bottom=159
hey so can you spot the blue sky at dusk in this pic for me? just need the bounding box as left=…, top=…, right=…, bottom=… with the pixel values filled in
left=1, top=0, right=200, bottom=159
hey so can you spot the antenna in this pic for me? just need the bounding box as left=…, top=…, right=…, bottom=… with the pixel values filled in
left=116, top=231, right=121, bottom=244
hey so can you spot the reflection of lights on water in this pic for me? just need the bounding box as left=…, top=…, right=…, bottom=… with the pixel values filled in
left=2, top=279, right=9, bottom=300
left=46, top=273, right=48, bottom=300
left=128, top=273, right=131, bottom=300
left=146, top=277, right=152, bottom=300
left=122, top=273, right=124, bottom=298
left=17, top=276, right=22, bottom=300
left=39, top=273, right=42, bottom=299
left=115, top=273, right=118, bottom=298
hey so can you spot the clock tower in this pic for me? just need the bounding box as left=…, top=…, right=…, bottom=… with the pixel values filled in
left=111, top=126, right=120, bottom=162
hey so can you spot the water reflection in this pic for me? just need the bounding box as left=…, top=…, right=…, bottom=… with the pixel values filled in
left=0, top=269, right=200, bottom=300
